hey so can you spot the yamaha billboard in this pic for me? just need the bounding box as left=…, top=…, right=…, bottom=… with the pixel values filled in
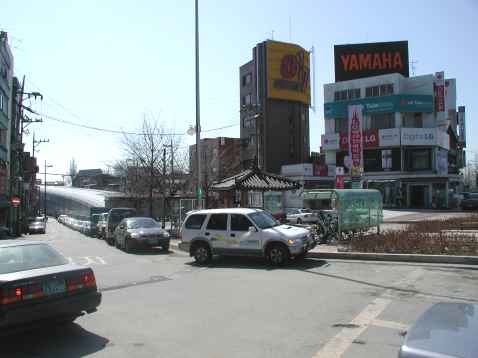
left=334, top=41, right=409, bottom=82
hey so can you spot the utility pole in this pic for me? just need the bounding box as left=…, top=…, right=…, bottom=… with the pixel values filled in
left=32, top=132, right=49, bottom=157
left=162, top=147, right=167, bottom=229
left=195, top=0, right=202, bottom=209
left=43, top=161, right=52, bottom=217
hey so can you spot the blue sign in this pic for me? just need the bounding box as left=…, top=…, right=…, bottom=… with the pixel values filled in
left=324, top=94, right=434, bottom=119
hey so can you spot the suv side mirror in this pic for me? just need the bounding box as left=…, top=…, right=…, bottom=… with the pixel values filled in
left=248, top=226, right=257, bottom=232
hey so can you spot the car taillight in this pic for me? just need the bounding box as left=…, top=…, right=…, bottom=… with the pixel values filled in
left=67, top=270, right=97, bottom=292
left=0, top=283, right=44, bottom=305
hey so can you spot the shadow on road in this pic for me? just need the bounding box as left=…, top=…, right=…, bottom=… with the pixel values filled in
left=186, top=256, right=328, bottom=271
left=127, top=247, right=171, bottom=256
left=0, top=322, right=109, bottom=357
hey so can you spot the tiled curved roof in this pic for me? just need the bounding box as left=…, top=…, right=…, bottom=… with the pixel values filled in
left=211, top=168, right=301, bottom=191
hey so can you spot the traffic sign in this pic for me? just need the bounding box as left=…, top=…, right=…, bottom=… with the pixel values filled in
left=11, top=197, right=21, bottom=207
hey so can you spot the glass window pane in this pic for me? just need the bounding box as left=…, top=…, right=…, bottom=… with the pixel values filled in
left=206, top=214, right=228, bottom=230
left=185, top=214, right=206, bottom=229
left=230, top=214, right=252, bottom=231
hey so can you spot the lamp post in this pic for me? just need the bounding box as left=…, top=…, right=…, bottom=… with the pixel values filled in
left=44, top=161, right=53, bottom=218
left=194, top=0, right=202, bottom=209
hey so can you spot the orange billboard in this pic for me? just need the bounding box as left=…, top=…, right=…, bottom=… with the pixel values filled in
left=266, top=41, right=311, bottom=105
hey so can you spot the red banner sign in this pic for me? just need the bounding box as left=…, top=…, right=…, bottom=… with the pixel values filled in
left=335, top=175, right=345, bottom=189
left=348, top=105, right=364, bottom=171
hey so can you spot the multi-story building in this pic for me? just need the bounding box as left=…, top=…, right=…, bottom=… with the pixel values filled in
left=0, top=32, right=13, bottom=225
left=239, top=40, right=311, bottom=173
left=322, top=71, right=466, bottom=208
left=189, top=137, right=241, bottom=205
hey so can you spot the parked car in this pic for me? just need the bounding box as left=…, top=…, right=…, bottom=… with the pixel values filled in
left=28, top=217, right=46, bottom=234
left=89, top=214, right=102, bottom=237
left=97, top=213, right=109, bottom=240
left=57, top=215, right=67, bottom=224
left=0, top=240, right=101, bottom=331
left=399, top=302, right=477, bottom=358
left=113, top=217, right=170, bottom=252
left=105, top=208, right=137, bottom=245
left=461, top=192, right=478, bottom=211
left=180, top=208, right=316, bottom=266
left=285, top=208, right=319, bottom=224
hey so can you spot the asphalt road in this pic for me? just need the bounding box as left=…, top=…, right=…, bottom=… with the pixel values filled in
left=2, top=219, right=478, bottom=358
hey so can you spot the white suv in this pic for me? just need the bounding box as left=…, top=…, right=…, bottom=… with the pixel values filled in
left=179, top=208, right=317, bottom=266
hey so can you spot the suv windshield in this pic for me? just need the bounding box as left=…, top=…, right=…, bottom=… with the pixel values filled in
left=248, top=211, right=280, bottom=229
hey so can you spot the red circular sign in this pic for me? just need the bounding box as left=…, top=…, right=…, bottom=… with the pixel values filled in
left=11, top=197, right=21, bottom=207
left=280, top=55, right=299, bottom=79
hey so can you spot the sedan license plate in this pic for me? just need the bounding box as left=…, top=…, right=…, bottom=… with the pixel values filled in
left=148, top=237, right=158, bottom=245
left=43, top=279, right=66, bottom=295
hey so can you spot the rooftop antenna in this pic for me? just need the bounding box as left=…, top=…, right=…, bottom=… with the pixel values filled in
left=289, top=16, right=292, bottom=41
left=410, top=59, right=418, bottom=76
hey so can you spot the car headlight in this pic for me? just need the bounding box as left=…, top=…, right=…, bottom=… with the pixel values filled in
left=287, top=238, right=302, bottom=245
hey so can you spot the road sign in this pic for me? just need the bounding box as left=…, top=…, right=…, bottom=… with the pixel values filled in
left=11, top=197, right=21, bottom=207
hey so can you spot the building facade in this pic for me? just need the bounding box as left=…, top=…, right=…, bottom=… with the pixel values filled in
left=322, top=72, right=466, bottom=208
left=239, top=40, right=311, bottom=173
left=189, top=137, right=241, bottom=205
left=0, top=32, right=13, bottom=225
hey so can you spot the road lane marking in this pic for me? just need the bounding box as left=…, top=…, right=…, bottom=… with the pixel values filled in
left=312, top=269, right=423, bottom=358
left=312, top=298, right=390, bottom=358
left=372, top=319, right=409, bottom=331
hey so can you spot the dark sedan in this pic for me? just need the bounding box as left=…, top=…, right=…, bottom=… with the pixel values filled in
left=461, top=192, right=478, bottom=211
left=0, top=241, right=101, bottom=332
left=113, top=217, right=170, bottom=252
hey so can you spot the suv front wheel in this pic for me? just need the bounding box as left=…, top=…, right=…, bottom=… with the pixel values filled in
left=192, top=242, right=211, bottom=265
left=267, top=243, right=290, bottom=266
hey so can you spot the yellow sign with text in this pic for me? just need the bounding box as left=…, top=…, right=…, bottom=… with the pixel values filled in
left=266, top=41, right=311, bottom=105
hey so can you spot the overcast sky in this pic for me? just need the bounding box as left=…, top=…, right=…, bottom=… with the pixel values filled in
left=2, top=0, right=477, bottom=180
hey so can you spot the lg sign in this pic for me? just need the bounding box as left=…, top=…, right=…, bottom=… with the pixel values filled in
left=335, top=41, right=409, bottom=82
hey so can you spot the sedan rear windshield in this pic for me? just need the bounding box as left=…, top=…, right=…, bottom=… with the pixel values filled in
left=128, top=218, right=160, bottom=229
left=0, top=244, right=68, bottom=274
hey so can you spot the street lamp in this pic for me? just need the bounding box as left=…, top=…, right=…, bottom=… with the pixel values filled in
left=194, top=0, right=202, bottom=209
left=44, top=161, right=53, bottom=218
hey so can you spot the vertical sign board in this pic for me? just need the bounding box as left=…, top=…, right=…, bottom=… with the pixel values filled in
left=458, top=106, right=466, bottom=146
left=335, top=166, right=345, bottom=189
left=434, top=71, right=446, bottom=123
left=348, top=105, right=364, bottom=178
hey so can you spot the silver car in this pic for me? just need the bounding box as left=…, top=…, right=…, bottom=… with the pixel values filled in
left=286, top=208, right=318, bottom=225
left=113, top=217, right=170, bottom=252
left=399, top=303, right=478, bottom=357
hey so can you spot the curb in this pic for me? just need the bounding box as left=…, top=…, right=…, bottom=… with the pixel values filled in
left=307, top=251, right=478, bottom=265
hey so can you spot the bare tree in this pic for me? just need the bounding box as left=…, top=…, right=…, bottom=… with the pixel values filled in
left=118, top=115, right=190, bottom=218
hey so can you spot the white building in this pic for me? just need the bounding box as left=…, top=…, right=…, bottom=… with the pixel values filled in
left=321, top=72, right=466, bottom=209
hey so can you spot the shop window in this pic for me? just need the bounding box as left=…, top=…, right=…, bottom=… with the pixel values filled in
left=380, top=84, right=394, bottom=96
left=406, top=149, right=432, bottom=171
left=334, top=90, right=348, bottom=101
left=364, top=150, right=381, bottom=172
left=403, top=113, right=423, bottom=128
left=365, top=86, right=380, bottom=97
left=335, top=118, right=348, bottom=133
left=370, top=113, right=394, bottom=129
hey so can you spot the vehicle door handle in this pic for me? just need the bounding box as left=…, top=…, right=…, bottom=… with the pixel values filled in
left=205, top=232, right=210, bottom=236
left=230, top=233, right=236, bottom=237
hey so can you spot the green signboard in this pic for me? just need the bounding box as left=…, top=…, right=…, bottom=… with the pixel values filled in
left=324, top=94, right=434, bottom=119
